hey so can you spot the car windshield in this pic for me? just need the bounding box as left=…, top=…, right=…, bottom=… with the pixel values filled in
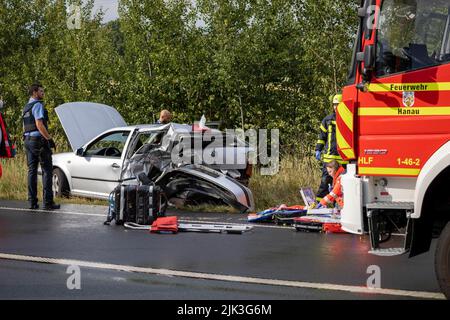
left=376, top=0, right=450, bottom=77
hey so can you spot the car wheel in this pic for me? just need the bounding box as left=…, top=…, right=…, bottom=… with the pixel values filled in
left=435, top=221, right=450, bottom=299
left=53, top=168, right=70, bottom=198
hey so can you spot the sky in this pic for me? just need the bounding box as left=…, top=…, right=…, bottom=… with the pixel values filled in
left=93, top=0, right=119, bottom=22
left=92, top=0, right=205, bottom=26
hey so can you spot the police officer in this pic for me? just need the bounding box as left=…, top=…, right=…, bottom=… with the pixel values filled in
left=315, top=94, right=348, bottom=202
left=23, top=83, right=60, bottom=210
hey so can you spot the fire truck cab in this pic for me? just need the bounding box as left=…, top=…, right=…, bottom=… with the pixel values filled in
left=336, top=0, right=450, bottom=298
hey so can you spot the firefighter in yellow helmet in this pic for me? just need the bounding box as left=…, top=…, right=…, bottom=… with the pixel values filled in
left=314, top=94, right=348, bottom=202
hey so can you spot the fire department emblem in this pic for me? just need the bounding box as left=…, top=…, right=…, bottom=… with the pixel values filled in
left=402, top=91, right=415, bottom=107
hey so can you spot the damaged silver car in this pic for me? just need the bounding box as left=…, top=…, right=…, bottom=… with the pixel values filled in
left=52, top=102, right=255, bottom=212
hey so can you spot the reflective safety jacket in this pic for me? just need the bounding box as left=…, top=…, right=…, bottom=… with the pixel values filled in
left=320, top=166, right=345, bottom=208
left=0, top=112, right=15, bottom=159
left=315, top=113, right=348, bottom=164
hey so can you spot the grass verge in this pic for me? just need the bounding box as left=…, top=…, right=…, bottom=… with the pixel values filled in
left=249, top=155, right=321, bottom=211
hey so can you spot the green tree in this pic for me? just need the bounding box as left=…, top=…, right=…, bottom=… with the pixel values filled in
left=0, top=0, right=359, bottom=155
left=0, top=0, right=122, bottom=148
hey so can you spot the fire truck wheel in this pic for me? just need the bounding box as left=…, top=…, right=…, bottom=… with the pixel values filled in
left=52, top=168, right=70, bottom=198
left=435, top=221, right=450, bottom=299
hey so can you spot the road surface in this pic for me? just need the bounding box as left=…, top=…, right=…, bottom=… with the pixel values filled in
left=0, top=200, right=444, bottom=300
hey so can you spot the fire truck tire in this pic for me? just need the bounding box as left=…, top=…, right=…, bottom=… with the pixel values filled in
left=435, top=221, right=450, bottom=299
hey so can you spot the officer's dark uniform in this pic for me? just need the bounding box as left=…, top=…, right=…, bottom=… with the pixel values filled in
left=23, top=100, right=54, bottom=208
left=315, top=112, right=348, bottom=201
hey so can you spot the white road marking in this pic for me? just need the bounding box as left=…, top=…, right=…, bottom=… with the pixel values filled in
left=0, top=206, right=104, bottom=217
left=0, top=252, right=444, bottom=300
left=0, top=206, right=293, bottom=230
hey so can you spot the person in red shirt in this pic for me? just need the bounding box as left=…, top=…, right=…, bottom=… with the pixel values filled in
left=0, top=99, right=13, bottom=178
left=317, top=160, right=345, bottom=209
left=0, top=120, right=2, bottom=178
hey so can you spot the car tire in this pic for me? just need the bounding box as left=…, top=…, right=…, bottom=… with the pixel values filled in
left=435, top=221, right=450, bottom=299
left=53, top=168, right=70, bottom=198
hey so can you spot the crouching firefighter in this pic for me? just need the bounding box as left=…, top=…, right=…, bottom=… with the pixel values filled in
left=316, top=160, right=345, bottom=209
left=23, top=83, right=60, bottom=210
left=315, top=93, right=348, bottom=202
left=0, top=99, right=16, bottom=178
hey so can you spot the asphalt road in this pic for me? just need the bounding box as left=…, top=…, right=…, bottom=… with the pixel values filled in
left=0, top=200, right=444, bottom=300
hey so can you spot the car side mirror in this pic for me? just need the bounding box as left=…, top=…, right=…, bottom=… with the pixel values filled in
left=76, top=148, right=84, bottom=156
left=357, top=44, right=375, bottom=85
left=363, top=44, right=375, bottom=71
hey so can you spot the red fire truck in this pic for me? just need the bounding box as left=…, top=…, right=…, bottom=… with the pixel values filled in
left=336, top=0, right=450, bottom=298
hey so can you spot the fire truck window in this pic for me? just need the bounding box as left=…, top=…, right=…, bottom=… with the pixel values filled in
left=376, top=0, right=450, bottom=77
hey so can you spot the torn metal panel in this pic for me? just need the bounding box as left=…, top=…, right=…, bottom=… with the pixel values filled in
left=159, top=165, right=255, bottom=213
left=121, top=133, right=255, bottom=213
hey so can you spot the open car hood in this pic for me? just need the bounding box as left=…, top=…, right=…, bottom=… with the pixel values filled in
left=55, top=102, right=127, bottom=151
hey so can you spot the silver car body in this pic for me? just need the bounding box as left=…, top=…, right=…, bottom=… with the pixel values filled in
left=53, top=102, right=254, bottom=212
